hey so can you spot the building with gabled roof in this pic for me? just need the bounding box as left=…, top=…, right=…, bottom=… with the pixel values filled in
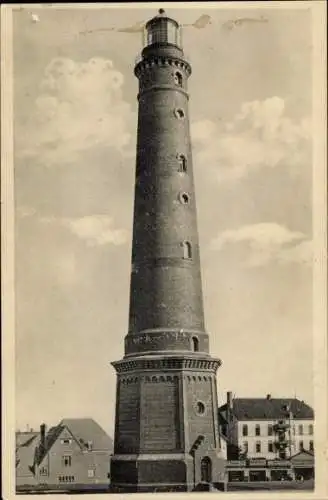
left=16, top=418, right=113, bottom=491
left=16, top=430, right=40, bottom=486
left=219, top=397, right=314, bottom=422
left=219, top=393, right=314, bottom=483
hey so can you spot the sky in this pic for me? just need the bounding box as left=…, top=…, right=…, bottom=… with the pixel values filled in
left=13, top=3, right=314, bottom=437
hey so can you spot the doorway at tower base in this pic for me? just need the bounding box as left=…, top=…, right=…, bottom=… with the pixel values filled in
left=110, top=453, right=227, bottom=493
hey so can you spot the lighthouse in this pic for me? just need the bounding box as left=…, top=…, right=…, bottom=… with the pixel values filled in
left=110, top=9, right=226, bottom=492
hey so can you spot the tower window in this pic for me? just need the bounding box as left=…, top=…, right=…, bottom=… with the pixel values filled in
left=177, top=154, right=187, bottom=172
left=174, top=71, right=183, bottom=86
left=179, top=192, right=190, bottom=204
left=182, top=241, right=192, bottom=259
left=174, top=108, right=185, bottom=119
left=196, top=402, right=205, bottom=415
left=192, top=336, right=199, bottom=352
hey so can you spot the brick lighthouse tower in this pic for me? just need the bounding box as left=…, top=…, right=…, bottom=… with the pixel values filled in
left=110, top=9, right=226, bottom=493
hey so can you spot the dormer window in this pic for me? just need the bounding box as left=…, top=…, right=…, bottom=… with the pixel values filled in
left=174, top=71, right=183, bottom=86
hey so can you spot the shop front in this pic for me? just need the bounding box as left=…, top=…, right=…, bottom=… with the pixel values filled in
left=248, top=459, right=268, bottom=482
left=267, top=460, right=294, bottom=481
left=226, top=461, right=246, bottom=482
left=290, top=451, right=314, bottom=480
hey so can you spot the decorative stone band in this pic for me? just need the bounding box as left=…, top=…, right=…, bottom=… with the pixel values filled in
left=137, top=85, right=189, bottom=101
left=118, top=373, right=215, bottom=384
left=134, top=57, right=191, bottom=79
left=111, top=355, right=222, bottom=374
left=124, top=329, right=209, bottom=356
left=132, top=257, right=196, bottom=271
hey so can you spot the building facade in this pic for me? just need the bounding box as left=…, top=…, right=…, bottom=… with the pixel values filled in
left=219, top=393, right=314, bottom=482
left=16, top=430, right=40, bottom=487
left=16, top=419, right=113, bottom=492
left=110, top=9, right=226, bottom=493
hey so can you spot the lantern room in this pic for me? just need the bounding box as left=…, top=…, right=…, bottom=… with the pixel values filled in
left=144, top=9, right=181, bottom=48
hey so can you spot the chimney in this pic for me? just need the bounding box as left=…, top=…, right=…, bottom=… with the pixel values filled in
left=227, top=391, right=233, bottom=410
left=266, top=394, right=271, bottom=400
left=40, top=423, right=46, bottom=449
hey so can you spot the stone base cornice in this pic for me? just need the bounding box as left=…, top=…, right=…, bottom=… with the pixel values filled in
left=111, top=354, right=222, bottom=374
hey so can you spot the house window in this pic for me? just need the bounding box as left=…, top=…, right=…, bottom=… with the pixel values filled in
left=192, top=336, right=199, bottom=352
left=39, top=467, right=48, bottom=476
left=62, top=455, right=72, bottom=467
left=299, top=440, right=304, bottom=451
left=255, top=442, right=261, bottom=453
left=174, top=71, right=183, bottom=86
left=299, top=424, right=303, bottom=435
left=268, top=441, right=274, bottom=453
left=255, top=424, right=261, bottom=436
left=268, top=424, right=273, bottom=436
left=182, top=241, right=192, bottom=259
left=242, top=424, right=248, bottom=437
left=243, top=441, right=248, bottom=453
left=88, top=469, right=95, bottom=478
left=174, top=108, right=185, bottom=119
left=177, top=154, right=187, bottom=173
left=59, top=475, right=74, bottom=483
left=309, top=440, right=314, bottom=452
left=309, top=424, right=313, bottom=435
left=61, top=438, right=72, bottom=445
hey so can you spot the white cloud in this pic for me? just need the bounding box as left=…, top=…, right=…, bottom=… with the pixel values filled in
left=16, top=57, right=134, bottom=166
left=40, top=214, right=128, bottom=247
left=211, top=223, right=312, bottom=267
left=191, top=96, right=311, bottom=182
left=64, top=215, right=128, bottom=247
left=16, top=206, right=37, bottom=218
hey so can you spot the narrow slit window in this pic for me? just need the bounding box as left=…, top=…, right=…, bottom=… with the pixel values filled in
left=182, top=241, right=192, bottom=259
left=192, top=336, right=199, bottom=352
left=174, top=71, right=183, bottom=86
left=196, top=401, right=205, bottom=414
left=177, top=154, right=187, bottom=172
